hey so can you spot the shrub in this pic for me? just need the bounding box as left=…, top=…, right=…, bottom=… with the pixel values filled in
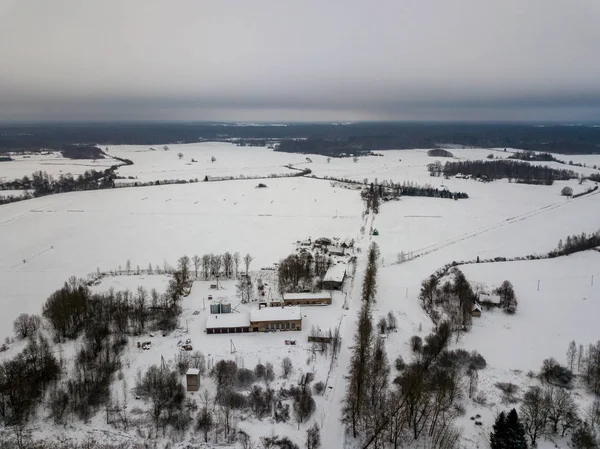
left=313, top=381, right=325, bottom=395
left=469, top=351, right=487, bottom=370
left=410, top=335, right=423, bottom=352
left=395, top=356, right=406, bottom=371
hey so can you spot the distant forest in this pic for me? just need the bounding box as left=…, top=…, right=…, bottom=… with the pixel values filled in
left=1, top=122, right=600, bottom=155
left=443, top=160, right=577, bottom=185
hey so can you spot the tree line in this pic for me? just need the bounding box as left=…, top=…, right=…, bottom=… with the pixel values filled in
left=550, top=230, right=600, bottom=258
left=442, top=160, right=576, bottom=185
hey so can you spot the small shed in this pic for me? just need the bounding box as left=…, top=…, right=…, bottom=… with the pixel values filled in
left=186, top=368, right=200, bottom=391
left=471, top=303, right=482, bottom=318
left=372, top=229, right=379, bottom=236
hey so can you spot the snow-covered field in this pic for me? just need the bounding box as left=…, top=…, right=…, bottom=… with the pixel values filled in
left=107, top=142, right=310, bottom=182
left=0, top=176, right=362, bottom=335
left=1, top=143, right=600, bottom=448
left=0, top=151, right=117, bottom=182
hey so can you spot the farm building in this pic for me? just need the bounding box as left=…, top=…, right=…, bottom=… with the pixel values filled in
left=186, top=368, right=200, bottom=391
left=205, top=313, right=250, bottom=334
left=340, top=237, right=354, bottom=248
left=250, top=306, right=302, bottom=332
left=206, top=306, right=303, bottom=334
left=471, top=303, right=482, bottom=318
left=479, top=293, right=501, bottom=307
left=328, top=245, right=346, bottom=256
left=283, top=292, right=332, bottom=306
left=323, top=263, right=347, bottom=290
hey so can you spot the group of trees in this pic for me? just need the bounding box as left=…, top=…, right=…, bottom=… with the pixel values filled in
left=384, top=180, right=469, bottom=200
left=490, top=409, right=528, bottom=449
left=344, top=242, right=474, bottom=448
left=1, top=255, right=192, bottom=432
left=550, top=230, right=600, bottom=258
left=419, top=268, right=476, bottom=338
left=277, top=251, right=331, bottom=294
left=427, top=149, right=454, bottom=158
left=342, top=242, right=382, bottom=438
left=189, top=252, right=253, bottom=280
left=0, top=335, right=61, bottom=426
left=420, top=268, right=518, bottom=340
left=442, top=160, right=576, bottom=185
left=508, top=151, right=561, bottom=163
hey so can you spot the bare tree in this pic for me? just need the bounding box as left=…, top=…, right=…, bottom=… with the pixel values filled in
left=126, top=259, right=132, bottom=273
left=567, top=340, right=577, bottom=371
left=233, top=252, right=241, bottom=277
left=178, top=152, right=183, bottom=159
left=223, top=252, right=234, bottom=278
left=202, top=254, right=211, bottom=279
left=192, top=255, right=201, bottom=280
left=578, top=344, right=585, bottom=373
left=306, top=422, right=321, bottom=449
left=468, top=368, right=479, bottom=399
left=521, top=386, right=548, bottom=446
left=13, top=314, right=41, bottom=340
left=282, top=357, right=293, bottom=378
left=178, top=255, right=191, bottom=284
left=244, top=253, right=254, bottom=275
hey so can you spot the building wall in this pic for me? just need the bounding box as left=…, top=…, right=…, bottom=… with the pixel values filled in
left=284, top=297, right=331, bottom=306
left=186, top=374, right=200, bottom=391
left=251, top=319, right=302, bottom=332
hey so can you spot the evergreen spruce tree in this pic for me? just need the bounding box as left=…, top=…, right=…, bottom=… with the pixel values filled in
left=505, top=408, right=528, bottom=449
left=490, top=411, right=508, bottom=449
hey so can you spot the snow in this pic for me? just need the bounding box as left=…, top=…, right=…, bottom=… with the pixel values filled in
left=106, top=142, right=312, bottom=183
left=0, top=176, right=362, bottom=336
left=2, top=142, right=600, bottom=448
left=323, top=263, right=347, bottom=282
left=0, top=151, right=117, bottom=182
left=205, top=312, right=250, bottom=329
left=458, top=252, right=600, bottom=372
left=249, top=305, right=302, bottom=322
left=186, top=368, right=200, bottom=376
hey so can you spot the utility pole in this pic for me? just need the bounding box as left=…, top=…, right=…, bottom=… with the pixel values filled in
left=537, top=280, right=540, bottom=291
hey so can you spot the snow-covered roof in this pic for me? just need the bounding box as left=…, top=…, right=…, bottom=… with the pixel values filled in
left=479, top=293, right=501, bottom=304
left=205, top=313, right=250, bottom=329
left=328, top=245, right=345, bottom=254
left=472, top=304, right=482, bottom=312
left=186, top=368, right=200, bottom=376
left=250, top=306, right=302, bottom=323
left=324, top=263, right=347, bottom=283
left=283, top=292, right=331, bottom=301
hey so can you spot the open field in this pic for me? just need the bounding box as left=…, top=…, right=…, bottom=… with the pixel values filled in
left=0, top=151, right=117, bottom=182
left=1, top=143, right=600, bottom=448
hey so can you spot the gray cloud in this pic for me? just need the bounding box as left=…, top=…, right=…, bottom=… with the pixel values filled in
left=1, top=0, right=599, bottom=121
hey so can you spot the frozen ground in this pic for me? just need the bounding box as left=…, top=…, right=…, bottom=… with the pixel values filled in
left=1, top=143, right=600, bottom=448
left=0, top=151, right=117, bottom=182
left=107, top=142, right=310, bottom=182
left=0, top=176, right=362, bottom=336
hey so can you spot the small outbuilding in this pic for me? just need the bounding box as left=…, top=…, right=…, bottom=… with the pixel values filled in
left=186, top=368, right=200, bottom=391
left=323, top=264, right=347, bottom=290
left=471, top=303, right=482, bottom=318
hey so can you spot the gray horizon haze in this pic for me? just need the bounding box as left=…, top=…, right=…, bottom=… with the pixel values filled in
left=1, top=0, right=599, bottom=122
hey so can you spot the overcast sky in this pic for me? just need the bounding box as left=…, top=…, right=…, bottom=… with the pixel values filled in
left=1, top=0, right=599, bottom=122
